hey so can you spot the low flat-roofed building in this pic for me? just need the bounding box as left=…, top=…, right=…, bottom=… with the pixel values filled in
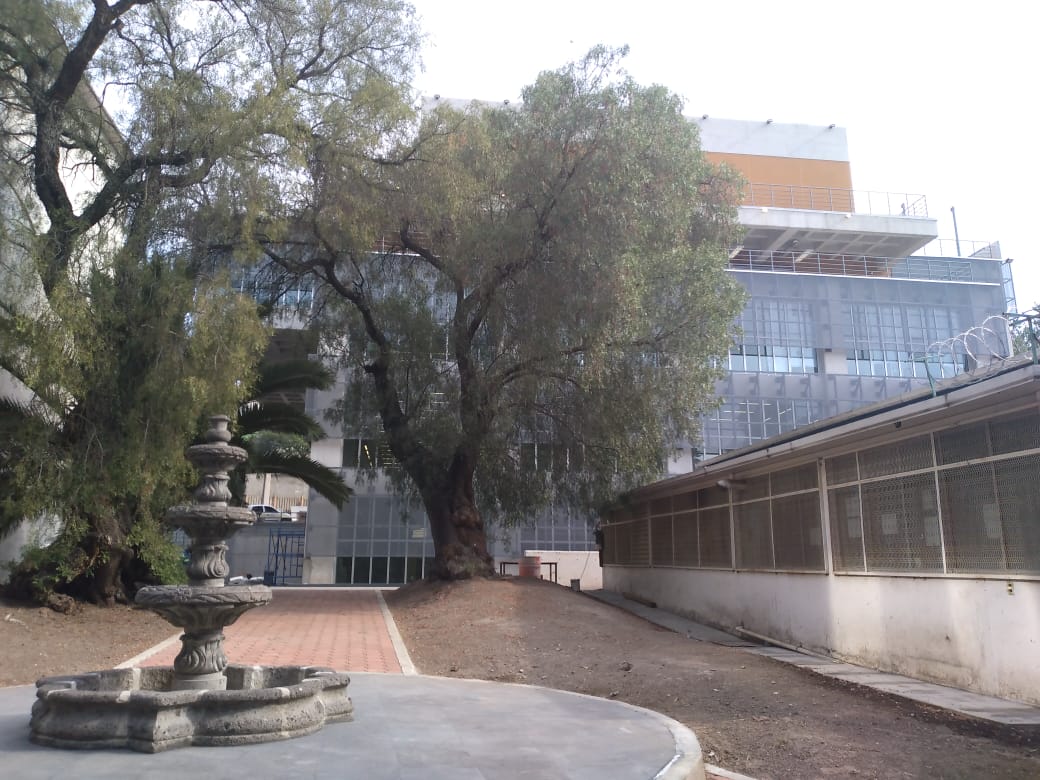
left=602, top=357, right=1040, bottom=705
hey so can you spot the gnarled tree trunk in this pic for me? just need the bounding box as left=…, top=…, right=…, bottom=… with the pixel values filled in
left=420, top=452, right=494, bottom=580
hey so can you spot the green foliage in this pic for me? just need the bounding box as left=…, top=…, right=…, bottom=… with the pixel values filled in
left=1008, top=309, right=1040, bottom=361
left=246, top=47, right=745, bottom=550
left=127, top=515, right=188, bottom=586
left=0, top=0, right=421, bottom=600
left=232, top=357, right=352, bottom=508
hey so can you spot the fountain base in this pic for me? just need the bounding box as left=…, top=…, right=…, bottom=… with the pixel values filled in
left=30, top=665, right=352, bottom=752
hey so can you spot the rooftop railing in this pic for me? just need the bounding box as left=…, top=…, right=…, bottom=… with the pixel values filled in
left=913, top=238, right=1001, bottom=259
left=743, top=183, right=928, bottom=218
left=728, top=249, right=1002, bottom=283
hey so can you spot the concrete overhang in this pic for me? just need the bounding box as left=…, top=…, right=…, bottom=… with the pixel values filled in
left=739, top=207, right=938, bottom=259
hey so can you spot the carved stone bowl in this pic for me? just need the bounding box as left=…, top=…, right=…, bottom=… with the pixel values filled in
left=30, top=665, right=353, bottom=752
left=163, top=504, right=257, bottom=539
left=134, top=584, right=273, bottom=630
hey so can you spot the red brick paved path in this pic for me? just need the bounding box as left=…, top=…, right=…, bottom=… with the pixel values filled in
left=140, top=589, right=402, bottom=673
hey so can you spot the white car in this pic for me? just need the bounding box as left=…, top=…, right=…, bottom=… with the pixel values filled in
left=249, top=504, right=292, bottom=522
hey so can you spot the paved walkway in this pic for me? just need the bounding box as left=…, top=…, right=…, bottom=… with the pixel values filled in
left=139, top=587, right=404, bottom=673
left=1, top=586, right=712, bottom=779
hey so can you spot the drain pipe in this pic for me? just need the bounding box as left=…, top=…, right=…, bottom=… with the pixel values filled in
left=733, top=626, right=813, bottom=655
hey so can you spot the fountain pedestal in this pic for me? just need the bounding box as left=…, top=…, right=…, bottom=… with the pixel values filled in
left=29, top=415, right=352, bottom=751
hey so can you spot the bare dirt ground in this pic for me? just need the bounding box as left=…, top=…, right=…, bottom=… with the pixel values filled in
left=2, top=580, right=1039, bottom=779
left=386, top=577, right=1040, bottom=780
left=0, top=597, right=176, bottom=687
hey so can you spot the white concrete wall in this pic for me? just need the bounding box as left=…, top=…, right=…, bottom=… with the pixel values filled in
left=304, top=556, right=336, bottom=584
left=520, top=550, right=602, bottom=591
left=695, top=117, right=849, bottom=161
left=604, top=567, right=1040, bottom=706
left=0, top=515, right=62, bottom=583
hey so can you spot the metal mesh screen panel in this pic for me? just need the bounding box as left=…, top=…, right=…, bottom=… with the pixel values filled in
left=742, top=474, right=770, bottom=501
left=650, top=497, right=672, bottom=516
left=698, top=484, right=730, bottom=508
left=603, top=524, right=621, bottom=565
left=771, top=463, right=818, bottom=495
left=939, top=463, right=1006, bottom=571
left=673, top=511, right=699, bottom=567
left=936, top=423, right=988, bottom=466
left=630, top=502, right=650, bottom=520
left=993, top=455, right=1040, bottom=573
left=699, top=507, right=732, bottom=567
left=859, top=435, right=933, bottom=479
left=772, top=493, right=825, bottom=570
left=828, top=486, right=865, bottom=571
left=861, top=474, right=942, bottom=571
left=629, top=518, right=650, bottom=566
left=650, top=516, right=673, bottom=566
left=990, top=412, right=1040, bottom=455
left=674, top=492, right=698, bottom=511
left=826, top=454, right=858, bottom=486
left=734, top=500, right=773, bottom=569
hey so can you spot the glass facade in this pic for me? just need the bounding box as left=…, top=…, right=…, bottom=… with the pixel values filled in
left=844, top=302, right=965, bottom=379
left=704, top=270, right=1006, bottom=458
left=334, top=493, right=435, bottom=584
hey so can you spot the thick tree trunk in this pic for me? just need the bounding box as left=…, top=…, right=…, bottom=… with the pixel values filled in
left=3, top=512, right=137, bottom=608
left=421, top=454, right=494, bottom=580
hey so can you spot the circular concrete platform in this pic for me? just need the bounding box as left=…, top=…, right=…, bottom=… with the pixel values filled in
left=0, top=673, right=703, bottom=779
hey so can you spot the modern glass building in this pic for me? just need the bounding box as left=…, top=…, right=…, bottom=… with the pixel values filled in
left=297, top=116, right=1013, bottom=585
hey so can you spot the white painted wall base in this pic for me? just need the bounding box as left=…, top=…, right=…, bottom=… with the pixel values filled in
left=604, top=567, right=1040, bottom=706
left=304, top=555, right=336, bottom=585
left=521, top=550, right=602, bottom=591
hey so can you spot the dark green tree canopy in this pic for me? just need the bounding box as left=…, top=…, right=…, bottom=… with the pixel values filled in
left=246, top=48, right=746, bottom=577
left=0, top=0, right=421, bottom=602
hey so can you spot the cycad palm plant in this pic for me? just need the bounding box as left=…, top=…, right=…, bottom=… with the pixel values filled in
left=231, top=358, right=352, bottom=510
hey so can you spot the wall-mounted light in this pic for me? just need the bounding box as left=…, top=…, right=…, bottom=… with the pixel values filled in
left=702, top=114, right=709, bottom=120
left=717, top=478, right=747, bottom=491
left=828, top=123, right=836, bottom=129
left=766, top=119, right=773, bottom=124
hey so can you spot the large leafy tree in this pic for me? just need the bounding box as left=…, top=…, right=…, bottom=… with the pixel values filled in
left=250, top=48, right=746, bottom=578
left=0, top=0, right=419, bottom=603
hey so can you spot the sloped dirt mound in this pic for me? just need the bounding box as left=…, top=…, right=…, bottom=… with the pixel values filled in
left=386, top=577, right=1040, bottom=780
left=0, top=598, right=176, bottom=687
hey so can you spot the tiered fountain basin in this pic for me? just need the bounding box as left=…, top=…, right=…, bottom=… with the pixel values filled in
left=31, top=665, right=353, bottom=752
left=28, top=415, right=354, bottom=752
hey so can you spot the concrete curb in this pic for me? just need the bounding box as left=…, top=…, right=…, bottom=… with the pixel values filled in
left=375, top=589, right=417, bottom=675
left=654, top=716, right=706, bottom=779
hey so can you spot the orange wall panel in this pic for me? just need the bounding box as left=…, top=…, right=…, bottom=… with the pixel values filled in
left=705, top=152, right=855, bottom=211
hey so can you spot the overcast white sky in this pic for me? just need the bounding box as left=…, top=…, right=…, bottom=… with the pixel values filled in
left=409, top=0, right=1037, bottom=311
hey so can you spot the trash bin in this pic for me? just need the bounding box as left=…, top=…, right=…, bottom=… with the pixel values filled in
left=570, top=578, right=581, bottom=592
left=262, top=570, right=275, bottom=586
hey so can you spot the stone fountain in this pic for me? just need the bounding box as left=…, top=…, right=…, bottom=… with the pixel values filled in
left=30, top=415, right=352, bottom=752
